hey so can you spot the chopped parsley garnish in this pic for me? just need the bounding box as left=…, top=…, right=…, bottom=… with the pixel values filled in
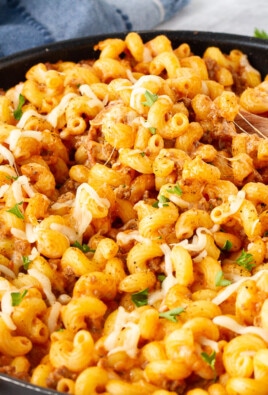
left=157, top=274, right=166, bottom=282
left=13, top=94, right=26, bottom=120
left=72, top=241, right=95, bottom=253
left=11, top=290, right=28, bottom=306
left=6, top=202, right=24, bottom=219
left=152, top=195, right=170, bottom=208
left=159, top=307, right=185, bottom=322
left=131, top=288, right=149, bottom=307
left=201, top=350, right=216, bottom=371
left=215, top=270, right=232, bottom=287
left=5, top=175, right=19, bottom=181
left=22, top=256, right=31, bottom=270
left=254, top=28, right=268, bottom=39
left=166, top=184, right=183, bottom=196
left=236, top=249, right=255, bottom=271
left=149, top=127, right=156, bottom=134
left=140, top=151, right=146, bottom=157
left=142, top=90, right=158, bottom=107
left=221, top=239, right=232, bottom=252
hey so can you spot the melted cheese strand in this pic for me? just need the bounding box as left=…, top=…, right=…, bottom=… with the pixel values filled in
left=104, top=306, right=141, bottom=358
left=117, top=230, right=153, bottom=245
left=50, top=223, right=78, bottom=244
left=1, top=291, right=15, bottom=316
left=46, top=93, right=77, bottom=128
left=0, top=265, right=15, bottom=279
left=0, top=144, right=15, bottom=166
left=0, top=312, right=17, bottom=331
left=28, top=268, right=56, bottom=305
left=213, top=315, right=268, bottom=343
left=16, top=109, right=46, bottom=129
left=47, top=301, right=62, bottom=333
left=212, top=270, right=266, bottom=305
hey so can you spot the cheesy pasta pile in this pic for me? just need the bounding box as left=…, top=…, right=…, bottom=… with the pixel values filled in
left=1, top=32, right=268, bottom=395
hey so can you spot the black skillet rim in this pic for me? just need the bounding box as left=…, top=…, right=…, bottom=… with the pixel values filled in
left=1, top=30, right=268, bottom=90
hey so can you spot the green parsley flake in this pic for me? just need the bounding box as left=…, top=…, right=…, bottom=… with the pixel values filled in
left=201, top=350, right=216, bottom=371
left=159, top=307, right=185, bottom=322
left=152, top=195, right=170, bottom=208
left=157, top=274, right=166, bottom=282
left=166, top=184, right=183, bottom=196
left=222, top=239, right=232, bottom=251
left=22, top=256, right=31, bottom=270
left=215, top=270, right=232, bottom=287
left=149, top=127, right=156, bottom=134
left=6, top=202, right=24, bottom=219
left=72, top=241, right=95, bottom=253
left=236, top=249, right=255, bottom=271
left=131, top=288, right=149, bottom=307
left=11, top=290, right=28, bottom=306
left=142, top=90, right=158, bottom=107
left=254, top=28, right=268, bottom=39
left=5, top=175, right=19, bottom=181
left=13, top=94, right=26, bottom=120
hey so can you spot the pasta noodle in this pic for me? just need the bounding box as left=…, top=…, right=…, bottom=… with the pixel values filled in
left=1, top=31, right=268, bottom=395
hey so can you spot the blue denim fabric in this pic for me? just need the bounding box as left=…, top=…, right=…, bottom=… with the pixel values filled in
left=0, top=0, right=190, bottom=58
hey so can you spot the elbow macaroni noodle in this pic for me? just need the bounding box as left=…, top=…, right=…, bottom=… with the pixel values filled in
left=1, top=31, right=268, bottom=394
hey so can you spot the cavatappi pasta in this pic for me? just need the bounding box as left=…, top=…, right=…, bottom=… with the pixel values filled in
left=1, top=32, right=268, bottom=395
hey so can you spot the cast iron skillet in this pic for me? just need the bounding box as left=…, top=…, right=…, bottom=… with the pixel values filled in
left=0, top=30, right=268, bottom=395
left=1, top=30, right=268, bottom=90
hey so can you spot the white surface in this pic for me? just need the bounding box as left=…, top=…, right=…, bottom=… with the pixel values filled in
left=157, top=0, right=268, bottom=37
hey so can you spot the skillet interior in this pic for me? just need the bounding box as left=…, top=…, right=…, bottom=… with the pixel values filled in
left=0, top=29, right=268, bottom=395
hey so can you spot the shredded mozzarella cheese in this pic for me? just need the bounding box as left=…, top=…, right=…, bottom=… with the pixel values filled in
left=73, top=183, right=110, bottom=236
left=148, top=244, right=177, bottom=307
left=16, top=109, right=46, bottom=129
left=213, top=315, right=268, bottom=343
left=126, top=69, right=137, bottom=84
left=5, top=129, right=21, bottom=151
left=133, top=75, right=163, bottom=89
left=50, top=223, right=78, bottom=244
left=129, top=87, right=148, bottom=109
left=116, top=230, right=152, bottom=245
left=104, top=306, right=140, bottom=358
left=25, top=224, right=39, bottom=243
left=0, top=165, right=17, bottom=177
left=0, top=312, right=17, bottom=331
left=177, top=227, right=210, bottom=252
left=0, top=265, right=15, bottom=279
left=12, top=175, right=35, bottom=203
left=10, top=228, right=27, bottom=240
left=0, top=184, right=9, bottom=198
left=47, top=301, right=62, bottom=333
left=5, top=129, right=42, bottom=151
left=79, top=84, right=104, bottom=108
left=200, top=336, right=219, bottom=353
left=46, top=93, right=77, bottom=127
left=50, top=199, right=74, bottom=210
left=0, top=144, right=15, bottom=166
left=212, top=269, right=266, bottom=305
left=28, top=268, right=56, bottom=305
left=28, top=247, right=39, bottom=261
left=1, top=291, right=15, bottom=316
